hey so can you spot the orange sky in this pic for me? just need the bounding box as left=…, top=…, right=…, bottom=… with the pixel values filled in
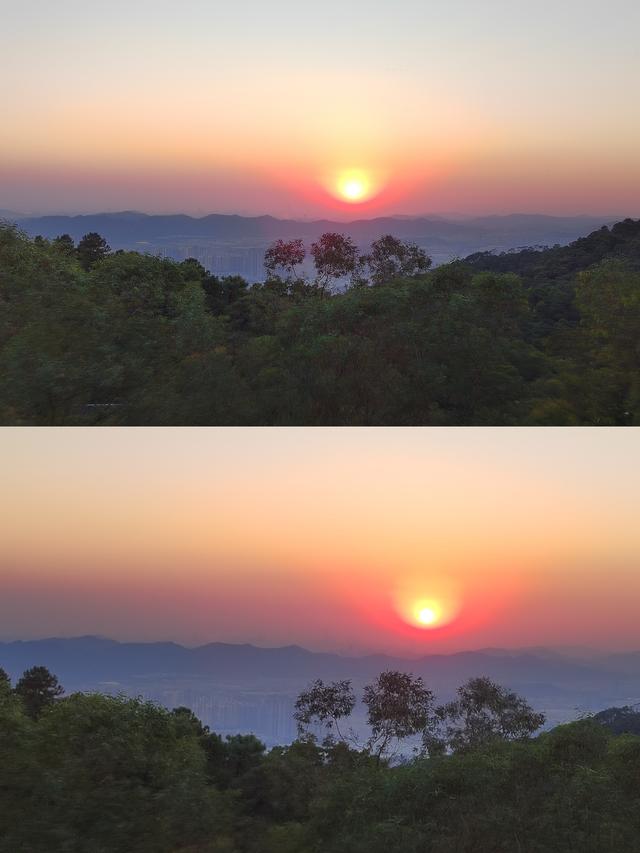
left=2, top=1, right=639, bottom=216
left=1, top=428, right=639, bottom=655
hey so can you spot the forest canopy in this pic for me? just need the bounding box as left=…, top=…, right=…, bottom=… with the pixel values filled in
left=1, top=219, right=639, bottom=425
left=2, top=665, right=640, bottom=853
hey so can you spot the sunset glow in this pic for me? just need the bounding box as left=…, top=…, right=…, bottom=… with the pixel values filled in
left=336, top=171, right=371, bottom=203
left=2, top=1, right=639, bottom=216
left=1, top=428, right=639, bottom=654
left=392, top=576, right=462, bottom=633
left=2, top=1, right=640, bottom=841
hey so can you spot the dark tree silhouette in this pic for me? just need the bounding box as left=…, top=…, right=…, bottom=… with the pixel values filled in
left=363, top=670, right=436, bottom=759
left=310, top=232, right=359, bottom=294
left=440, top=676, right=546, bottom=751
left=364, top=234, right=432, bottom=285
left=14, top=666, right=63, bottom=719
left=77, top=232, right=110, bottom=270
left=0, top=667, right=11, bottom=695
left=53, top=234, right=76, bottom=256
left=294, top=679, right=355, bottom=743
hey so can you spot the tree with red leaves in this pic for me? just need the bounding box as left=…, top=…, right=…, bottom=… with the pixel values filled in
left=264, top=238, right=306, bottom=282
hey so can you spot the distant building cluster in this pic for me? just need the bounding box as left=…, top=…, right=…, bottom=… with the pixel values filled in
left=146, top=686, right=299, bottom=746
left=158, top=243, right=267, bottom=281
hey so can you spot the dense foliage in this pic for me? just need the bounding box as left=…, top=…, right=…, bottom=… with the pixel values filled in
left=2, top=666, right=640, bottom=852
left=1, top=220, right=639, bottom=425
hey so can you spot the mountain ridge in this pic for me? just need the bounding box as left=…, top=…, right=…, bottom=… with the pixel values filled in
left=10, top=211, right=617, bottom=254
left=3, top=636, right=638, bottom=739
left=1, top=635, right=637, bottom=688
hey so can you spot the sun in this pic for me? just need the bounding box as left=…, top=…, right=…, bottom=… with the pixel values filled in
left=393, top=575, right=461, bottom=631
left=335, top=169, right=372, bottom=203
left=341, top=178, right=366, bottom=201
left=412, top=600, right=442, bottom=628
left=417, top=607, right=437, bottom=626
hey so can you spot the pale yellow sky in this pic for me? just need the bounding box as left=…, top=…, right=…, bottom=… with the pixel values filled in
left=2, top=1, right=639, bottom=216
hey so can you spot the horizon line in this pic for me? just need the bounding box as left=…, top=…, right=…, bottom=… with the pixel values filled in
left=7, top=209, right=632, bottom=225
left=1, top=634, right=636, bottom=660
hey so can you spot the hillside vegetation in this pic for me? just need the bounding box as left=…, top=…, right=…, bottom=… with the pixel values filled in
left=2, top=665, right=640, bottom=853
left=1, top=220, right=639, bottom=425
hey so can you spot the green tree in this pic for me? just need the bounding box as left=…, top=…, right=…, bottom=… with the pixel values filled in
left=0, top=667, right=10, bottom=695
left=363, top=670, right=436, bottom=759
left=4, top=220, right=640, bottom=426
left=544, top=717, right=609, bottom=768
left=0, top=679, right=40, bottom=851
left=607, top=733, right=640, bottom=794
left=14, top=666, right=63, bottom=719
left=441, top=676, right=545, bottom=752
left=575, top=260, right=640, bottom=423
left=52, top=233, right=76, bottom=256
left=179, top=256, right=208, bottom=282
left=77, top=231, right=110, bottom=270
left=202, top=273, right=249, bottom=315
left=364, top=234, right=431, bottom=285
left=310, top=232, right=359, bottom=295
left=23, top=693, right=223, bottom=853
left=294, top=679, right=355, bottom=744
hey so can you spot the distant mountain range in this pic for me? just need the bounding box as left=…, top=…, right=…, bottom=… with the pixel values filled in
left=2, top=637, right=639, bottom=743
left=3, top=636, right=640, bottom=686
left=9, top=212, right=619, bottom=268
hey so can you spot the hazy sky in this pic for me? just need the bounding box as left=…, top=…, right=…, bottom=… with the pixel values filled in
left=2, top=0, right=639, bottom=217
left=1, top=428, right=639, bottom=655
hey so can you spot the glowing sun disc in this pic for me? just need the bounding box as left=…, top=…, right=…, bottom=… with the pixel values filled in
left=342, top=179, right=365, bottom=200
left=334, top=169, right=373, bottom=203
left=417, top=607, right=437, bottom=625
left=412, top=600, right=442, bottom=628
left=393, top=576, right=462, bottom=631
